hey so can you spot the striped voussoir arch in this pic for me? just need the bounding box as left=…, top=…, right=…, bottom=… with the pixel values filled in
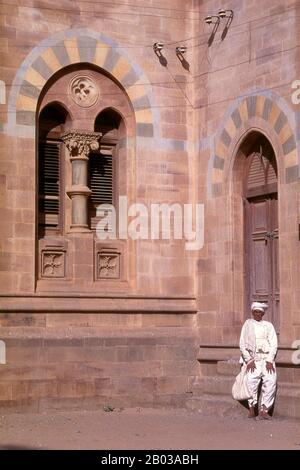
left=13, top=30, right=154, bottom=138
left=210, top=94, right=298, bottom=197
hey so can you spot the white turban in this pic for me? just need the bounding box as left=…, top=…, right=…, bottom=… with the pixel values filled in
left=251, top=301, right=268, bottom=313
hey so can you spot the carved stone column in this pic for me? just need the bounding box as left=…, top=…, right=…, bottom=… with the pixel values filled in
left=62, top=130, right=101, bottom=232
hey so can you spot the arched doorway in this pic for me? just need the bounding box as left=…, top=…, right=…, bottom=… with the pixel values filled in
left=242, top=133, right=279, bottom=331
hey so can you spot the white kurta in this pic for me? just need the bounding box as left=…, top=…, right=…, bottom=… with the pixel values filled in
left=239, top=318, right=278, bottom=410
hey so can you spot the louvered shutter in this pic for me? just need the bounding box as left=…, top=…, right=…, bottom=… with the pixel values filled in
left=89, top=146, right=114, bottom=231
left=247, top=153, right=266, bottom=189
left=247, top=152, right=277, bottom=192
left=39, top=141, right=60, bottom=228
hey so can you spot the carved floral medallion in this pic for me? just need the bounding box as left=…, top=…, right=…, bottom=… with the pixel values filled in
left=98, top=252, right=120, bottom=279
left=69, top=75, right=99, bottom=107
left=41, top=251, right=65, bottom=278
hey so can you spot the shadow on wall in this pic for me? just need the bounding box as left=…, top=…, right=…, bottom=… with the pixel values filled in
left=0, top=80, right=5, bottom=104
left=0, top=340, right=6, bottom=364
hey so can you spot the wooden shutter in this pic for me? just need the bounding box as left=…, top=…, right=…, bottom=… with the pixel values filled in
left=247, top=153, right=266, bottom=189
left=247, top=150, right=277, bottom=196
left=89, top=145, right=114, bottom=231
left=38, top=141, right=60, bottom=229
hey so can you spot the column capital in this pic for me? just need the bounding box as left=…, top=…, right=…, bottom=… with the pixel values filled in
left=61, top=130, right=102, bottom=158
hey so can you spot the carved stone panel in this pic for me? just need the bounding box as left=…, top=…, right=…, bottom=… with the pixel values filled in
left=69, top=75, right=99, bottom=108
left=97, top=251, right=120, bottom=279
left=41, top=251, right=65, bottom=278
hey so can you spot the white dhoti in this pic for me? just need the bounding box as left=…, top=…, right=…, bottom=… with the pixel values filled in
left=240, top=317, right=278, bottom=412
left=247, top=357, right=277, bottom=410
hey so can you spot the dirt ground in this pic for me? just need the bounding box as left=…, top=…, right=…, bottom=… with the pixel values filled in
left=0, top=408, right=299, bottom=450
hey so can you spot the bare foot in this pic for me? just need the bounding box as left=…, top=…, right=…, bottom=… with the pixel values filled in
left=248, top=406, right=256, bottom=418
left=258, top=408, right=272, bottom=420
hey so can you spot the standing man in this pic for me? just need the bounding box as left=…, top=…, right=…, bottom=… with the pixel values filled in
left=239, top=301, right=278, bottom=419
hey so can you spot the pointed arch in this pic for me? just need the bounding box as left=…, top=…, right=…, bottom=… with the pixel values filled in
left=208, top=93, right=298, bottom=197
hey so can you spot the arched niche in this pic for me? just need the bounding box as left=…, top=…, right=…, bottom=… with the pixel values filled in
left=38, top=102, right=70, bottom=237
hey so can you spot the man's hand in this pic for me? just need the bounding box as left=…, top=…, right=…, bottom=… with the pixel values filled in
left=266, top=361, right=275, bottom=374
left=246, top=360, right=256, bottom=373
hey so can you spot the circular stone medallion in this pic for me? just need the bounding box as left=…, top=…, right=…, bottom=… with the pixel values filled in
left=69, top=75, right=99, bottom=107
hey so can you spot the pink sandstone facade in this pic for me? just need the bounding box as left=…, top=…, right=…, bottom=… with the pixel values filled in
left=0, top=0, right=299, bottom=417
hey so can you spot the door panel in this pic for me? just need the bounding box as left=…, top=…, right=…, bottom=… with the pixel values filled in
left=253, top=238, right=269, bottom=294
left=252, top=200, right=268, bottom=232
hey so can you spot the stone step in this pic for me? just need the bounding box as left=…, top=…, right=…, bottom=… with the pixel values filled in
left=193, top=374, right=300, bottom=399
left=187, top=391, right=300, bottom=420
left=275, top=393, right=300, bottom=419
left=186, top=393, right=244, bottom=417
left=276, top=367, right=300, bottom=384
left=277, top=382, right=300, bottom=398
left=217, top=360, right=300, bottom=384
left=190, top=379, right=300, bottom=420
left=193, top=376, right=234, bottom=395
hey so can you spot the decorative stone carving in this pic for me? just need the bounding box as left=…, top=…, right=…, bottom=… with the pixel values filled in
left=69, top=75, right=99, bottom=107
left=98, top=252, right=120, bottom=279
left=41, top=251, right=65, bottom=278
left=61, top=130, right=101, bottom=159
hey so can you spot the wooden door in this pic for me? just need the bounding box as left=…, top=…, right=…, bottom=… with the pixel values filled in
left=244, top=140, right=279, bottom=330
left=245, top=195, right=279, bottom=330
